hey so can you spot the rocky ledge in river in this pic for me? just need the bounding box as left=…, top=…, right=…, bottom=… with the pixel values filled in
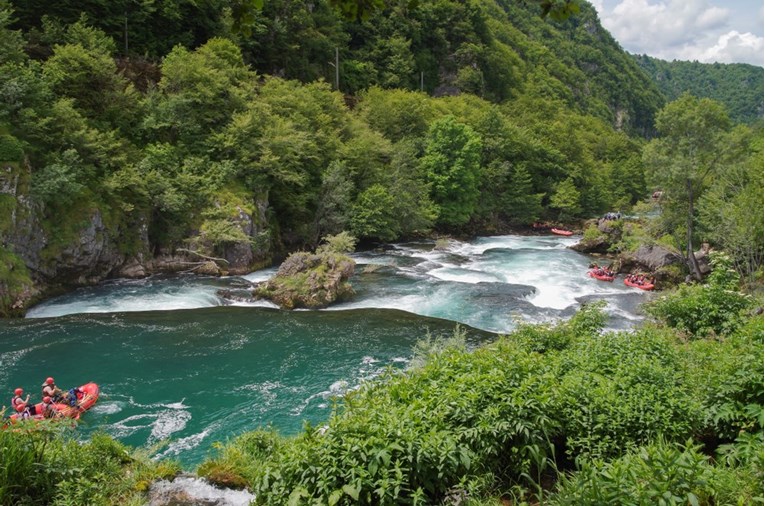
left=570, top=218, right=689, bottom=285
left=251, top=251, right=356, bottom=309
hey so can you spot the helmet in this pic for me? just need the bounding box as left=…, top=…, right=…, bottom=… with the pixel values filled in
left=14, top=388, right=22, bottom=396
left=43, top=396, right=51, bottom=403
left=46, top=377, right=54, bottom=385
left=15, top=404, right=25, bottom=412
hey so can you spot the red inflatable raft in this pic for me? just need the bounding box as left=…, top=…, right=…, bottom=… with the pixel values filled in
left=8, top=382, right=99, bottom=422
left=588, top=270, right=615, bottom=282
left=551, top=228, right=574, bottom=236
left=624, top=278, right=655, bottom=291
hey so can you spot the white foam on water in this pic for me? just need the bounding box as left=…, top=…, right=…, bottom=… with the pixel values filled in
left=163, top=400, right=189, bottom=410
left=27, top=284, right=222, bottom=318
left=236, top=381, right=283, bottom=405
left=21, top=234, right=649, bottom=335
left=153, top=428, right=213, bottom=460
left=228, top=299, right=280, bottom=309
left=332, top=283, right=456, bottom=317
left=240, top=267, right=278, bottom=283
left=448, top=234, right=576, bottom=256
left=429, top=267, right=502, bottom=284
left=328, top=380, right=350, bottom=395
left=102, top=413, right=157, bottom=438
left=91, top=402, right=122, bottom=415
left=149, top=476, right=255, bottom=506
left=149, top=409, right=192, bottom=442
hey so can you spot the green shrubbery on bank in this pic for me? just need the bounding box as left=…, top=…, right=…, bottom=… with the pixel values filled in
left=197, top=261, right=762, bottom=505
left=0, top=424, right=179, bottom=505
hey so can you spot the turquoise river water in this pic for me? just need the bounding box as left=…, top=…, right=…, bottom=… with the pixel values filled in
left=0, top=235, right=650, bottom=467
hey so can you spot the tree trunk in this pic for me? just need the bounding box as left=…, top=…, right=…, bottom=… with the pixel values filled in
left=686, top=178, right=702, bottom=280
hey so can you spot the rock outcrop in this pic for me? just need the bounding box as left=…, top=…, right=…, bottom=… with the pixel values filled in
left=253, top=252, right=355, bottom=309
left=571, top=219, right=688, bottom=286
left=626, top=244, right=684, bottom=271
left=216, top=199, right=270, bottom=274
left=0, top=156, right=276, bottom=314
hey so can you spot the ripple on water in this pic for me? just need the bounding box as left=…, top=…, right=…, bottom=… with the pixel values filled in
left=153, top=428, right=214, bottom=460
left=150, top=409, right=192, bottom=442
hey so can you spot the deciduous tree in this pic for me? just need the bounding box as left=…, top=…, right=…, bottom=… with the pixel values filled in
left=643, top=94, right=731, bottom=280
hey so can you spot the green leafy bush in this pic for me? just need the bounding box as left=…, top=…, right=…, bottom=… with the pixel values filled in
left=551, top=440, right=717, bottom=505
left=0, top=425, right=179, bottom=505
left=645, top=253, right=753, bottom=338
left=685, top=315, right=764, bottom=443
left=554, top=326, right=701, bottom=462
left=580, top=225, right=607, bottom=244
left=316, top=231, right=357, bottom=255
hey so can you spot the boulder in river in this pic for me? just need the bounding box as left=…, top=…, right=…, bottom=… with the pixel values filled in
left=254, top=251, right=355, bottom=309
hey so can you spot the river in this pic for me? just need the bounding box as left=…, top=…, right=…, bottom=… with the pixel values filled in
left=1, top=234, right=650, bottom=466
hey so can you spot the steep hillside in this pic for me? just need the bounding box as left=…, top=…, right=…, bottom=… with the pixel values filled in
left=10, top=0, right=664, bottom=135
left=634, top=54, right=764, bottom=125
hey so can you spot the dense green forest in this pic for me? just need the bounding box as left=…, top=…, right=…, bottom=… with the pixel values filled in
left=634, top=54, right=764, bottom=125
left=0, top=0, right=762, bottom=316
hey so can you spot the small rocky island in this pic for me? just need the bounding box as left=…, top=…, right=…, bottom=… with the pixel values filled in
left=221, top=232, right=357, bottom=309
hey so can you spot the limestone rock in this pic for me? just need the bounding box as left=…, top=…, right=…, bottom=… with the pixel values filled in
left=570, top=234, right=610, bottom=254
left=207, top=198, right=271, bottom=275
left=629, top=244, right=683, bottom=271
left=53, top=209, right=125, bottom=285
left=254, top=252, right=355, bottom=309
left=693, top=243, right=713, bottom=275
left=195, top=261, right=223, bottom=276
left=116, top=257, right=147, bottom=279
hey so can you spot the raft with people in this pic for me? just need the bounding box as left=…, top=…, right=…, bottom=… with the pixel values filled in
left=624, top=274, right=655, bottom=291
left=7, top=382, right=99, bottom=423
left=588, top=268, right=615, bottom=282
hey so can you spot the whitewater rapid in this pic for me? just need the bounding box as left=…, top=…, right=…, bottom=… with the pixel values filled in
left=26, top=234, right=649, bottom=332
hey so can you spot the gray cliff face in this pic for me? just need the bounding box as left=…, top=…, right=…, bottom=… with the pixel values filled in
left=1, top=162, right=274, bottom=314
left=218, top=197, right=271, bottom=274
left=4, top=192, right=125, bottom=286
left=52, top=209, right=126, bottom=285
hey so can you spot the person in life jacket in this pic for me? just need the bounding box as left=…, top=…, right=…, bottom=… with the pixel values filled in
left=11, top=387, right=30, bottom=412
left=12, top=388, right=43, bottom=418
left=42, top=377, right=64, bottom=402
left=40, top=396, right=59, bottom=419
left=65, top=387, right=83, bottom=407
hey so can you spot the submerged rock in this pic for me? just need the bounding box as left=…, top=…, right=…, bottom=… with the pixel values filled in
left=254, top=251, right=355, bottom=309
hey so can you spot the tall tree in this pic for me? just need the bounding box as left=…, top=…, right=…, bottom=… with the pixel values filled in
left=643, top=94, right=731, bottom=280
left=697, top=125, right=764, bottom=278
left=420, top=115, right=482, bottom=227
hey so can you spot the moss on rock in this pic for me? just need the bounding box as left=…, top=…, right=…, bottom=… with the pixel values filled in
left=254, top=251, right=355, bottom=309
